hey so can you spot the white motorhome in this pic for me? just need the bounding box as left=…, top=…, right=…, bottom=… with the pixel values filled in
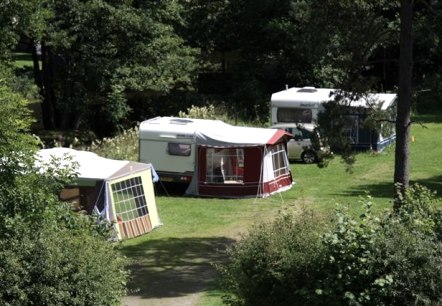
left=270, top=86, right=397, bottom=151
left=271, top=87, right=334, bottom=125
left=139, top=117, right=294, bottom=198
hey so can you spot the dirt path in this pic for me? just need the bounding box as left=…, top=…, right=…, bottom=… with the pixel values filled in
left=121, top=237, right=234, bottom=306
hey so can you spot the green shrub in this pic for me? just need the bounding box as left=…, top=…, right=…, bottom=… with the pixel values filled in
left=84, top=126, right=139, bottom=161
left=217, top=209, right=327, bottom=306
left=0, top=188, right=128, bottom=306
left=178, top=104, right=229, bottom=122
left=218, top=185, right=442, bottom=306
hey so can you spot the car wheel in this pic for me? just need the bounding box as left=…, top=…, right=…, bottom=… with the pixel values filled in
left=301, top=150, right=317, bottom=164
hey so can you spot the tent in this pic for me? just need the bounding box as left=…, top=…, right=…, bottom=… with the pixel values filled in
left=139, top=117, right=294, bottom=198
left=36, top=148, right=161, bottom=240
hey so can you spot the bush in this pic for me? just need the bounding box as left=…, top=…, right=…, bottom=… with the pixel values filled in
left=84, top=126, right=139, bottom=161
left=217, top=209, right=327, bottom=306
left=0, top=190, right=129, bottom=306
left=218, top=185, right=442, bottom=306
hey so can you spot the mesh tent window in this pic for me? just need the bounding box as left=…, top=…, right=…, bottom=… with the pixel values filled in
left=110, top=176, right=149, bottom=222
left=271, top=144, right=290, bottom=177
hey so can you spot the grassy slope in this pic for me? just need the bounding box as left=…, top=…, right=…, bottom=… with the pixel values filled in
left=120, top=114, right=442, bottom=305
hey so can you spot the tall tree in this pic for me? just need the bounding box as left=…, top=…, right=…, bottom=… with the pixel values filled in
left=28, top=0, right=197, bottom=135
left=394, top=0, right=413, bottom=203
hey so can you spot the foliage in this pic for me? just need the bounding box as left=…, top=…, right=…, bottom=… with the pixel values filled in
left=218, top=184, right=442, bottom=306
left=84, top=126, right=139, bottom=161
left=0, top=193, right=129, bottom=306
left=217, top=208, right=327, bottom=306
left=0, top=70, right=129, bottom=305
left=8, top=0, right=199, bottom=135
left=316, top=90, right=396, bottom=172
left=178, top=104, right=228, bottom=121
left=0, top=65, right=40, bottom=184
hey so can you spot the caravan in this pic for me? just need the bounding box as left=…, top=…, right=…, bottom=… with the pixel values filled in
left=270, top=86, right=397, bottom=151
left=139, top=117, right=294, bottom=198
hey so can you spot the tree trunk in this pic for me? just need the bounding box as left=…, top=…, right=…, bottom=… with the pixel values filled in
left=40, top=41, right=57, bottom=130
left=31, top=41, right=55, bottom=130
left=394, top=0, right=413, bottom=208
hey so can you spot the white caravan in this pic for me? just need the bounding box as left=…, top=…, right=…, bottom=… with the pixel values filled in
left=138, top=117, right=294, bottom=198
left=270, top=86, right=397, bottom=151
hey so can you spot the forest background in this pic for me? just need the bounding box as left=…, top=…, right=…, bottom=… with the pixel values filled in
left=1, top=0, right=441, bottom=139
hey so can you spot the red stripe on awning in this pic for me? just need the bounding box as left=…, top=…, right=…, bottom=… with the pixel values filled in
left=267, top=129, right=292, bottom=145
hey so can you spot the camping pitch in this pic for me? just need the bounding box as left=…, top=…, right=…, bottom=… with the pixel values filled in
left=36, top=148, right=161, bottom=240
left=139, top=117, right=294, bottom=198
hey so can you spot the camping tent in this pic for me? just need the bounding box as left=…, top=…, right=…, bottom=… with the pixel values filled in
left=36, top=148, right=161, bottom=240
left=139, top=117, right=294, bottom=198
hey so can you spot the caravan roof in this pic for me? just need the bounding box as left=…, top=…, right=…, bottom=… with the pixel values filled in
left=271, top=86, right=396, bottom=110
left=271, top=87, right=335, bottom=107
left=140, top=116, right=290, bottom=146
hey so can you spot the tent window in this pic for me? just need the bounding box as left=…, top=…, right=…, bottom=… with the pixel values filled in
left=205, top=148, right=244, bottom=184
left=277, top=107, right=312, bottom=123
left=111, top=176, right=149, bottom=222
left=168, top=143, right=191, bottom=156
left=271, top=144, right=289, bottom=177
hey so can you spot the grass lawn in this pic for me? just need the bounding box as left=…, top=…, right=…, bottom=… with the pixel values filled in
left=13, top=52, right=35, bottom=68
left=120, top=113, right=442, bottom=305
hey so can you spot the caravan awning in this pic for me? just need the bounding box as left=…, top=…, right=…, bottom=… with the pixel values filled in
left=195, top=125, right=291, bottom=146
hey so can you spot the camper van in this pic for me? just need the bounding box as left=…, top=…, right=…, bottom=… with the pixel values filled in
left=139, top=117, right=294, bottom=198
left=270, top=86, right=397, bottom=151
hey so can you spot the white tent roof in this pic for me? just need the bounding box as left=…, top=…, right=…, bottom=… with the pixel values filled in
left=36, top=148, right=145, bottom=181
left=139, top=117, right=289, bottom=146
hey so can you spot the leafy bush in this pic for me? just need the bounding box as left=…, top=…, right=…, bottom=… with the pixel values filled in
left=0, top=178, right=129, bottom=305
left=178, top=104, right=229, bottom=122
left=217, top=209, right=327, bottom=306
left=218, top=185, right=442, bottom=306
left=83, top=126, right=139, bottom=161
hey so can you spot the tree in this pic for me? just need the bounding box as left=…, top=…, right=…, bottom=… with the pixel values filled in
left=17, top=0, right=198, bottom=135
left=394, top=0, right=413, bottom=203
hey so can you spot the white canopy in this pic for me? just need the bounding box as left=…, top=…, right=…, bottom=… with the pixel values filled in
left=139, top=117, right=289, bottom=146
left=36, top=148, right=128, bottom=180
left=36, top=147, right=156, bottom=186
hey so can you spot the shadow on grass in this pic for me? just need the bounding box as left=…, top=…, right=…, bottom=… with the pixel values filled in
left=414, top=113, right=442, bottom=124
left=121, top=236, right=235, bottom=299
left=334, top=175, right=442, bottom=200
left=13, top=52, right=33, bottom=61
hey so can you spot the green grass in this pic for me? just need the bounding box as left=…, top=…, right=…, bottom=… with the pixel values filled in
left=113, top=113, right=442, bottom=305
left=13, top=52, right=35, bottom=68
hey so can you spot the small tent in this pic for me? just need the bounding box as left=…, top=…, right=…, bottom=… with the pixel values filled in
left=36, top=148, right=161, bottom=240
left=139, top=117, right=294, bottom=198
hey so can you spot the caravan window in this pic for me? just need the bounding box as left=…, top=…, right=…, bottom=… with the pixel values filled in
left=271, top=144, right=290, bottom=177
left=205, top=148, right=244, bottom=184
left=168, top=143, right=191, bottom=156
left=111, top=176, right=149, bottom=222
left=277, top=108, right=312, bottom=123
